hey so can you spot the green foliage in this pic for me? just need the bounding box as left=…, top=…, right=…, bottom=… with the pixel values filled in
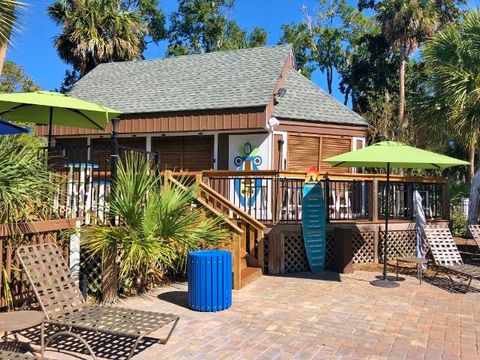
left=415, top=9, right=480, bottom=179
left=166, top=0, right=267, bottom=56
left=377, top=0, right=438, bottom=56
left=0, top=136, right=55, bottom=226
left=450, top=180, right=470, bottom=202
left=0, top=0, right=25, bottom=45
left=279, top=23, right=315, bottom=78
left=59, top=69, right=79, bottom=93
left=451, top=204, right=467, bottom=237
left=48, top=0, right=159, bottom=76
left=82, top=154, right=228, bottom=294
left=0, top=60, right=39, bottom=93
left=0, top=60, right=45, bottom=147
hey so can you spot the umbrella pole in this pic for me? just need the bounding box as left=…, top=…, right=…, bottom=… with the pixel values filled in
left=383, top=162, right=390, bottom=280
left=47, top=107, right=53, bottom=150
left=370, top=162, right=399, bottom=288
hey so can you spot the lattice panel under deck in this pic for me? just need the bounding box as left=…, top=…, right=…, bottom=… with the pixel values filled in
left=283, top=234, right=309, bottom=273
left=352, top=231, right=375, bottom=264
left=80, top=250, right=102, bottom=298
left=325, top=231, right=334, bottom=269
left=379, top=230, right=415, bottom=262
left=263, top=235, right=269, bottom=274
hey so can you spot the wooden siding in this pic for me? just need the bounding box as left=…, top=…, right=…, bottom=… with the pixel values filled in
left=277, top=119, right=367, bottom=138
left=152, top=135, right=214, bottom=171
left=287, top=134, right=352, bottom=173
left=35, top=107, right=268, bottom=137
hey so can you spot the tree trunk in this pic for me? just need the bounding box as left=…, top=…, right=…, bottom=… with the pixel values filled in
left=399, top=46, right=406, bottom=131
left=343, top=85, right=351, bottom=106
left=101, top=246, right=118, bottom=303
left=327, top=64, right=333, bottom=95
left=0, top=42, right=8, bottom=76
left=469, top=144, right=475, bottom=183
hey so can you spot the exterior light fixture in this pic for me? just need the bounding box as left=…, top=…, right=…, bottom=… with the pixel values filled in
left=244, top=142, right=252, bottom=155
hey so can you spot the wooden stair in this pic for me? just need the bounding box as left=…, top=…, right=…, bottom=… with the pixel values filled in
left=240, top=255, right=262, bottom=288
left=165, top=173, right=266, bottom=290
left=240, top=266, right=263, bottom=288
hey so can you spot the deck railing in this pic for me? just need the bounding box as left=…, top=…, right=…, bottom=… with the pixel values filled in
left=202, top=171, right=449, bottom=223
left=42, top=144, right=449, bottom=225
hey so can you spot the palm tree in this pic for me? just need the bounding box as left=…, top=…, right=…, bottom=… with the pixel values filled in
left=0, top=0, right=26, bottom=75
left=417, top=10, right=480, bottom=181
left=377, top=0, right=437, bottom=133
left=48, top=0, right=146, bottom=77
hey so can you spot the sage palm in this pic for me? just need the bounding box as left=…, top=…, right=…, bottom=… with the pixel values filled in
left=0, top=136, right=55, bottom=226
left=82, top=154, right=228, bottom=296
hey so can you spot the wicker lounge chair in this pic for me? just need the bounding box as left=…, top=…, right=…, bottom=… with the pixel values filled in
left=424, top=225, right=480, bottom=293
left=16, top=243, right=179, bottom=360
left=468, top=224, right=480, bottom=256
left=0, top=350, right=52, bottom=360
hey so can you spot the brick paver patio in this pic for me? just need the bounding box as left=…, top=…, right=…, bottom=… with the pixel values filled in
left=37, top=270, right=480, bottom=360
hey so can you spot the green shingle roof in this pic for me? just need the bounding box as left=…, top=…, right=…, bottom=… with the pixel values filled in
left=273, top=69, right=366, bottom=126
left=70, top=45, right=292, bottom=114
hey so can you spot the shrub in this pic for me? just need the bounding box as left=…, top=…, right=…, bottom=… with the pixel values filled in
left=82, top=154, right=228, bottom=296
left=451, top=204, right=467, bottom=237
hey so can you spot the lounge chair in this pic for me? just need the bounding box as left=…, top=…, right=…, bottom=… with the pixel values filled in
left=0, top=350, right=52, bottom=359
left=16, top=243, right=179, bottom=360
left=424, top=225, right=480, bottom=293
left=468, top=224, right=480, bottom=256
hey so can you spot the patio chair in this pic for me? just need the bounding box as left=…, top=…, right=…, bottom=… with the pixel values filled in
left=16, top=243, right=179, bottom=360
left=424, top=225, right=480, bottom=293
left=467, top=224, right=480, bottom=256
left=0, top=350, right=52, bottom=359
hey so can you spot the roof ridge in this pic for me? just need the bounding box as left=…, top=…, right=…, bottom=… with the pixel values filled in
left=94, top=44, right=293, bottom=69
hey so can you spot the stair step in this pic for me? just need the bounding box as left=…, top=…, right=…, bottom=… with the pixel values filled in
left=240, top=266, right=262, bottom=288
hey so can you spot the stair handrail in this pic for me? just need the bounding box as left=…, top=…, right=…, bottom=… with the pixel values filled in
left=198, top=182, right=266, bottom=232
left=167, top=176, right=244, bottom=235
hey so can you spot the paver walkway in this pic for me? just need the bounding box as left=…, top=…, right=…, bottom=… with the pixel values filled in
left=38, top=271, right=480, bottom=359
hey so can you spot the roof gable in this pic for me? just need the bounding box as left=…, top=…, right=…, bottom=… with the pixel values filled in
left=69, top=45, right=293, bottom=114
left=273, top=69, right=367, bottom=126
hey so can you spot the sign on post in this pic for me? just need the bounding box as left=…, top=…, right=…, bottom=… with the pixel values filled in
left=302, top=166, right=327, bottom=272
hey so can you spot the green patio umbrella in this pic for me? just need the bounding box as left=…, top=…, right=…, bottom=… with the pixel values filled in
left=0, top=91, right=121, bottom=148
left=324, top=141, right=469, bottom=288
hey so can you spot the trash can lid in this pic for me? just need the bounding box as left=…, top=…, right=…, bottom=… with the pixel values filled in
left=188, top=250, right=231, bottom=257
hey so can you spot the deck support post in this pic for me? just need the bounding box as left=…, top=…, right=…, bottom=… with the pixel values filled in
left=233, top=232, right=242, bottom=290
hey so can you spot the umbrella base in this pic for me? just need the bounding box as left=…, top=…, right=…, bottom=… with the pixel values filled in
left=370, top=279, right=400, bottom=288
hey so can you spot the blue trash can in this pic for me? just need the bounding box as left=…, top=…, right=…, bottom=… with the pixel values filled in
left=187, top=250, right=232, bottom=312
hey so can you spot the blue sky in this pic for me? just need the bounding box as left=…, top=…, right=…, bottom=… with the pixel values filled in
left=6, top=0, right=478, bottom=104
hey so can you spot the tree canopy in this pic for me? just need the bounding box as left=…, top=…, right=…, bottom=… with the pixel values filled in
left=166, top=0, right=267, bottom=56
left=48, top=0, right=165, bottom=76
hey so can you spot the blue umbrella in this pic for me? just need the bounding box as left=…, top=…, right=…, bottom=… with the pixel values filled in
left=0, top=119, right=30, bottom=135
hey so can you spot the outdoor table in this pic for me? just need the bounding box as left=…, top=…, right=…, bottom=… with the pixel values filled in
left=0, top=310, right=44, bottom=354
left=396, top=257, right=428, bottom=284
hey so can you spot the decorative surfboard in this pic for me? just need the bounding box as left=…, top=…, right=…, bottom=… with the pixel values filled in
left=302, top=167, right=326, bottom=272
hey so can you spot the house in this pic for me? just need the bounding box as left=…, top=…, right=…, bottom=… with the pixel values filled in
left=37, top=44, right=367, bottom=173
left=38, top=45, right=449, bottom=288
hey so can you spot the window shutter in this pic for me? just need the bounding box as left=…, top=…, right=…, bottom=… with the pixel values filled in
left=287, top=135, right=320, bottom=172
left=320, top=137, right=351, bottom=173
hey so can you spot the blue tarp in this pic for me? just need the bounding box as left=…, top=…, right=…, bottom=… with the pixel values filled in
left=0, top=120, right=29, bottom=135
